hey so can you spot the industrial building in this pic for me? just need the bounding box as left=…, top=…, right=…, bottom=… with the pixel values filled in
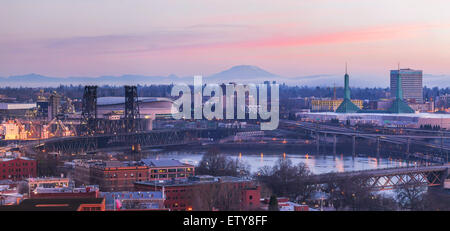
left=0, top=102, right=36, bottom=119
left=0, top=121, right=26, bottom=140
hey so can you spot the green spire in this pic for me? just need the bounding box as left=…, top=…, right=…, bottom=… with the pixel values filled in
left=344, top=62, right=350, bottom=100
left=396, top=70, right=403, bottom=100
left=344, top=73, right=350, bottom=100
left=336, top=64, right=360, bottom=113
left=388, top=68, right=414, bottom=114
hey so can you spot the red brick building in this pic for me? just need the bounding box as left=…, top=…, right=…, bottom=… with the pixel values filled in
left=141, top=159, right=194, bottom=181
left=90, top=161, right=149, bottom=192
left=135, top=175, right=260, bottom=211
left=0, top=157, right=36, bottom=181
left=73, top=159, right=195, bottom=192
left=241, top=184, right=261, bottom=210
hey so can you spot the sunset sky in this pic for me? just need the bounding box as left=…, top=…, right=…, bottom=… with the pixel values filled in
left=1, top=0, right=450, bottom=80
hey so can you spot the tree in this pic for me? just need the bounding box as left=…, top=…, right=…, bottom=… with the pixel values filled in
left=196, top=147, right=250, bottom=177
left=335, top=175, right=379, bottom=211
left=421, top=190, right=450, bottom=211
left=321, top=173, right=396, bottom=211
left=36, top=152, right=59, bottom=177
left=292, top=163, right=317, bottom=203
left=189, top=182, right=242, bottom=211
left=17, top=181, right=29, bottom=195
left=268, top=195, right=279, bottom=211
left=321, top=173, right=344, bottom=210
left=255, top=158, right=316, bottom=203
left=395, top=183, right=427, bottom=210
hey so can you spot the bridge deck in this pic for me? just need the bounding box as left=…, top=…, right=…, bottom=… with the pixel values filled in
left=306, top=165, right=449, bottom=185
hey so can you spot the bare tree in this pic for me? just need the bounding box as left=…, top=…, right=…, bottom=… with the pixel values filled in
left=190, top=183, right=217, bottom=211
left=395, top=182, right=427, bottom=210
left=321, top=174, right=395, bottom=211
left=255, top=157, right=315, bottom=203
left=17, top=181, right=29, bottom=195
left=196, top=147, right=250, bottom=177
left=321, top=173, right=345, bottom=210
left=268, top=195, right=279, bottom=211
left=292, top=163, right=317, bottom=203
left=421, top=190, right=450, bottom=211
left=189, top=182, right=242, bottom=211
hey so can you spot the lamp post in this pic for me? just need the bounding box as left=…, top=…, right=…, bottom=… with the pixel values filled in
left=352, top=193, right=356, bottom=211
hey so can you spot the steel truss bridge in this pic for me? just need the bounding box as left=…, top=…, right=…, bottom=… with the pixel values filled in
left=34, top=128, right=238, bottom=154
left=305, top=165, right=449, bottom=190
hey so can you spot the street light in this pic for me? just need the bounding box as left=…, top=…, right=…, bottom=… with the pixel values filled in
left=352, top=193, right=356, bottom=211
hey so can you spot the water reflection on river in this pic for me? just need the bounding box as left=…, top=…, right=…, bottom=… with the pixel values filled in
left=143, top=150, right=416, bottom=174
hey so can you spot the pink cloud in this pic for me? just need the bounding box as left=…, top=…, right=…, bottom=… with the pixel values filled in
left=197, top=23, right=437, bottom=50
left=111, top=23, right=439, bottom=54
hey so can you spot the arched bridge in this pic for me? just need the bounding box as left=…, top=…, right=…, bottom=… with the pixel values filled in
left=305, top=165, right=449, bottom=190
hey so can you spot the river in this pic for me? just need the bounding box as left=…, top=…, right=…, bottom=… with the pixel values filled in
left=142, top=150, right=421, bottom=174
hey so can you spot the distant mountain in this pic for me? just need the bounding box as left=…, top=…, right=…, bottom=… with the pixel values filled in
left=205, top=65, right=279, bottom=83
left=0, top=74, right=181, bottom=87
left=289, top=74, right=389, bottom=88
left=7, top=73, right=61, bottom=83
left=423, top=74, right=450, bottom=88
left=0, top=66, right=447, bottom=88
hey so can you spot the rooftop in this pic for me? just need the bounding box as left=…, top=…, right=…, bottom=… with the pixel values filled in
left=390, top=69, right=422, bottom=73
left=97, top=97, right=172, bottom=106
left=89, top=160, right=145, bottom=169
left=140, top=158, right=193, bottom=168
left=100, top=191, right=163, bottom=200
left=100, top=191, right=164, bottom=210
left=33, top=185, right=98, bottom=194
left=0, top=197, right=104, bottom=211
left=135, top=175, right=253, bottom=187
left=388, top=98, right=415, bottom=114
left=304, top=112, right=450, bottom=118
left=0, top=156, right=34, bottom=162
left=26, top=177, right=70, bottom=182
left=335, top=98, right=361, bottom=113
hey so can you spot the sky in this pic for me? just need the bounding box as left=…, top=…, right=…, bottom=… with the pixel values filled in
left=1, top=0, right=450, bottom=81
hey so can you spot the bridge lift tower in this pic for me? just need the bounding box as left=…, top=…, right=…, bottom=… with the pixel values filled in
left=124, top=85, right=141, bottom=157
left=81, top=85, right=98, bottom=135
left=124, top=85, right=140, bottom=133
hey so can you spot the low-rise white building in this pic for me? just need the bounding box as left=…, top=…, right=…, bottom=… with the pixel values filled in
left=297, top=112, right=450, bottom=129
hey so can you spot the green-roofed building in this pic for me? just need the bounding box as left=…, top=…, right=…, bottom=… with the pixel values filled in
left=388, top=69, right=415, bottom=114
left=336, top=68, right=361, bottom=113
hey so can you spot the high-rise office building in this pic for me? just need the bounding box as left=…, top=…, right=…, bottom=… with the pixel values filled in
left=390, top=69, right=423, bottom=103
left=48, top=91, right=61, bottom=120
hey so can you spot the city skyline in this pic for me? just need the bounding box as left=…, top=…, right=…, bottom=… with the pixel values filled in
left=1, top=0, right=449, bottom=216
left=1, top=0, right=450, bottom=80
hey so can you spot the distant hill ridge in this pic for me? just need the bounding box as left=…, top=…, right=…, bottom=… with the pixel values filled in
left=0, top=65, right=447, bottom=87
